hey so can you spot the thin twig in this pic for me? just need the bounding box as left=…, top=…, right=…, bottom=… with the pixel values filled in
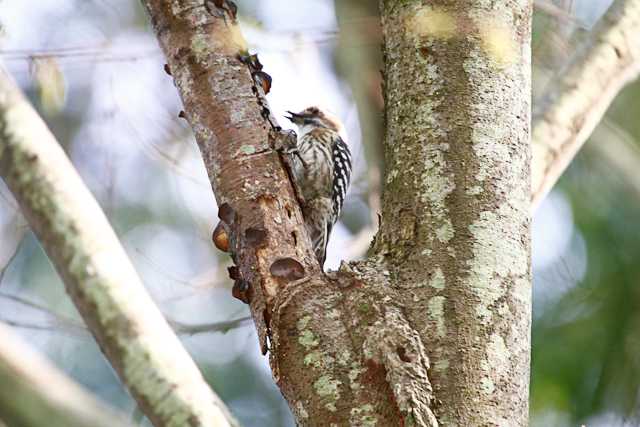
left=168, top=316, right=252, bottom=336
left=0, top=235, right=24, bottom=287
left=1, top=293, right=252, bottom=337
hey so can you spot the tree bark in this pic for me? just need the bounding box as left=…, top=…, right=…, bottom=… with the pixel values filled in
left=376, top=1, right=532, bottom=424
left=141, top=0, right=532, bottom=425
left=0, top=66, right=238, bottom=427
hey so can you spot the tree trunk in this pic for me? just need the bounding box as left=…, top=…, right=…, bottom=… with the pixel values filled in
left=141, top=0, right=532, bottom=424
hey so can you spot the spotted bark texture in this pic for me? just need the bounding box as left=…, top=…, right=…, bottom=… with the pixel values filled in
left=377, top=1, right=532, bottom=425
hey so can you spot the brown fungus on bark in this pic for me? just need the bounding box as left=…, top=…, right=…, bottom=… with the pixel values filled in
left=252, top=71, right=272, bottom=94
left=237, top=53, right=262, bottom=71
left=212, top=222, right=230, bottom=253
left=217, top=202, right=237, bottom=225
left=225, top=1, right=237, bottom=20
left=396, top=346, right=412, bottom=363
left=163, top=63, right=171, bottom=76
left=205, top=0, right=237, bottom=22
left=269, top=258, right=306, bottom=282
left=245, top=227, right=268, bottom=247
left=178, top=110, right=186, bottom=119
left=227, top=265, right=240, bottom=280
left=232, top=279, right=250, bottom=304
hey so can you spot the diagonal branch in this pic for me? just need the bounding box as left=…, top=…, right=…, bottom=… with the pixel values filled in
left=141, top=0, right=321, bottom=353
left=0, top=323, right=131, bottom=427
left=0, top=66, right=238, bottom=427
left=532, top=0, right=640, bottom=210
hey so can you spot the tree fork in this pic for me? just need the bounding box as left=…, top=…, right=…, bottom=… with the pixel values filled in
left=142, top=0, right=532, bottom=425
left=141, top=1, right=435, bottom=424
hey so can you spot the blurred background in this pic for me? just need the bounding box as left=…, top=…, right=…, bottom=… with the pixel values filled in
left=0, top=0, right=638, bottom=425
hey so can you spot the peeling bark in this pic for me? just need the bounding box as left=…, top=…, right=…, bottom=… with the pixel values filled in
left=142, top=0, right=532, bottom=425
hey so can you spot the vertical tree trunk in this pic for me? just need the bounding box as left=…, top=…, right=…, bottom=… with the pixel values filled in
left=376, top=1, right=532, bottom=424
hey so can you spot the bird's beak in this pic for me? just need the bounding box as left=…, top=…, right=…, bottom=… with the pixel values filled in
left=285, top=111, right=301, bottom=123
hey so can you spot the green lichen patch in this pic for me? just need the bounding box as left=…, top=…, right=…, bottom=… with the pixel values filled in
left=297, top=315, right=312, bottom=330
left=348, top=362, right=365, bottom=392
left=298, top=330, right=319, bottom=350
left=435, top=220, right=454, bottom=243
left=190, top=33, right=212, bottom=62
left=238, top=145, right=256, bottom=155
left=303, top=351, right=323, bottom=369
left=486, top=333, right=509, bottom=373
left=480, top=377, right=495, bottom=395
left=350, top=404, right=377, bottom=426
left=358, top=302, right=371, bottom=314
left=314, top=375, right=341, bottom=412
left=427, top=267, right=446, bottom=290
left=427, top=296, right=446, bottom=338
left=433, top=356, right=449, bottom=373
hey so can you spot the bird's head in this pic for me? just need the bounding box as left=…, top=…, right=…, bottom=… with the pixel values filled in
left=285, top=106, right=341, bottom=133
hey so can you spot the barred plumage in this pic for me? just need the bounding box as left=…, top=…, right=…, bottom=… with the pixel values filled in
left=285, top=106, right=352, bottom=267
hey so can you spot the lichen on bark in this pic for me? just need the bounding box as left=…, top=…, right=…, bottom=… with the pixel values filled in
left=378, top=0, right=532, bottom=425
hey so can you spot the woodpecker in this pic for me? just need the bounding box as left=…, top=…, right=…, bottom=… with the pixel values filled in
left=284, top=106, right=352, bottom=267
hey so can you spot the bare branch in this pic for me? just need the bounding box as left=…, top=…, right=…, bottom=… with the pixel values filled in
left=0, top=323, right=131, bottom=427
left=534, top=0, right=576, bottom=22
left=0, top=234, right=24, bottom=287
left=532, top=0, right=640, bottom=210
left=0, top=293, right=88, bottom=336
left=0, top=66, right=238, bottom=426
